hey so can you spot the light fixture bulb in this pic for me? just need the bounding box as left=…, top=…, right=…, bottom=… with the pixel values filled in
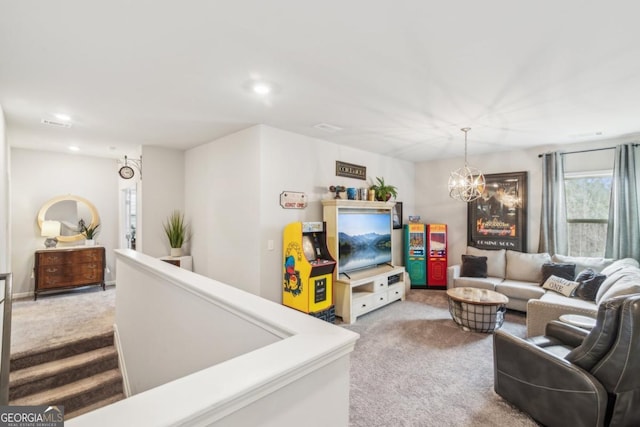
left=55, top=113, right=71, bottom=121
left=252, top=82, right=272, bottom=95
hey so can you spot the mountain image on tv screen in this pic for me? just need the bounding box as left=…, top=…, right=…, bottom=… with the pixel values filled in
left=338, top=211, right=392, bottom=273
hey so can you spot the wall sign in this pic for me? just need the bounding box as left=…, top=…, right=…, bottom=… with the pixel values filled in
left=335, top=161, right=366, bottom=180
left=280, top=191, right=308, bottom=209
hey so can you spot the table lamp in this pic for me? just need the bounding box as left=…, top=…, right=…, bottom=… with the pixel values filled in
left=41, top=220, right=61, bottom=248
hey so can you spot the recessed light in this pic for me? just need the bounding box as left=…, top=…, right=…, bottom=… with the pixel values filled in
left=68, top=146, right=80, bottom=152
left=252, top=82, right=272, bottom=95
left=314, top=123, right=343, bottom=133
left=54, top=113, right=71, bottom=122
left=41, top=119, right=72, bottom=128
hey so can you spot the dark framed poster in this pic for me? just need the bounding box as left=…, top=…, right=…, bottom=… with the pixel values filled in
left=467, top=171, right=528, bottom=252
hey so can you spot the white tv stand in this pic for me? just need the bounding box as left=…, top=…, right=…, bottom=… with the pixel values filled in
left=322, top=199, right=405, bottom=323
left=334, top=265, right=406, bottom=324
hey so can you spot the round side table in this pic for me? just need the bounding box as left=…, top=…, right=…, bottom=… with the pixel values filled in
left=558, top=314, right=597, bottom=330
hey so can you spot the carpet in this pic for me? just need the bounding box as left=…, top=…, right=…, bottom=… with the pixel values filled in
left=340, top=289, right=539, bottom=427
left=10, top=286, right=115, bottom=355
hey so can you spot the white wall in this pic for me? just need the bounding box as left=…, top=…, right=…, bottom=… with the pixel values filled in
left=258, top=126, right=414, bottom=302
left=416, top=136, right=626, bottom=268
left=139, top=146, right=185, bottom=258
left=0, top=106, right=8, bottom=275
left=185, top=127, right=262, bottom=294
left=9, top=148, right=119, bottom=297
left=185, top=125, right=415, bottom=303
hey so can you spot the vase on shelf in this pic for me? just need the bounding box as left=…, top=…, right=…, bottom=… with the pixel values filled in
left=85, top=239, right=95, bottom=246
left=170, top=247, right=183, bottom=257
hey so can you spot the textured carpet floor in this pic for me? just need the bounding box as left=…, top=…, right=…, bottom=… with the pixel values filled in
left=11, top=286, right=115, bottom=355
left=340, top=289, right=540, bottom=427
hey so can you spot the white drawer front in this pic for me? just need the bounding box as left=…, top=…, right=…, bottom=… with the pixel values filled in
left=374, top=277, right=387, bottom=292
left=353, top=294, right=376, bottom=316
left=387, top=283, right=404, bottom=301
left=372, top=292, right=389, bottom=308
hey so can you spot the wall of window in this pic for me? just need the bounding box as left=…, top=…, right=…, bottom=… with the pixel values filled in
left=564, top=171, right=612, bottom=257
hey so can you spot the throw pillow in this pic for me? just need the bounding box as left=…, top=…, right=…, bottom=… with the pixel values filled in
left=542, top=275, right=580, bottom=297
left=540, top=262, right=576, bottom=285
left=573, top=269, right=607, bottom=301
left=461, top=255, right=488, bottom=278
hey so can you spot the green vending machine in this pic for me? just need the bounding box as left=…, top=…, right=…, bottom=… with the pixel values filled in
left=404, top=223, right=427, bottom=288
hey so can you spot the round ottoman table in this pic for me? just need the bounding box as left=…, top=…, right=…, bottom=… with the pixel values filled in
left=446, top=287, right=509, bottom=333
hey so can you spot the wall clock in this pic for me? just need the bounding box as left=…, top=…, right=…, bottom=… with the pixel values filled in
left=117, top=155, right=142, bottom=180
left=119, top=165, right=135, bottom=179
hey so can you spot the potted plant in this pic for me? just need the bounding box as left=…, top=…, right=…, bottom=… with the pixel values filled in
left=163, top=210, right=190, bottom=256
left=78, top=218, right=100, bottom=245
left=370, top=176, right=398, bottom=201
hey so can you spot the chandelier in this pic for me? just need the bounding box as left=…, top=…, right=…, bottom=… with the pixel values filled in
left=448, top=128, right=485, bottom=202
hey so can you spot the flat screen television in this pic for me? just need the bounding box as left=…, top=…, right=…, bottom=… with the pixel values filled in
left=337, top=209, right=392, bottom=275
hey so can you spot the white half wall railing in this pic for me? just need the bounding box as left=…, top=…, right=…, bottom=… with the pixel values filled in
left=67, top=249, right=359, bottom=427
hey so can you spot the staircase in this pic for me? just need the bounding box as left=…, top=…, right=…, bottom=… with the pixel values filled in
left=9, top=330, right=125, bottom=420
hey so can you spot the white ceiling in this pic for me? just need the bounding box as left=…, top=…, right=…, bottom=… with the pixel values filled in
left=2, top=1, right=640, bottom=162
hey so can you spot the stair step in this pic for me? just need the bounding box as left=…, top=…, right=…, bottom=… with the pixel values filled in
left=10, top=368, right=123, bottom=414
left=11, top=330, right=114, bottom=371
left=9, top=346, right=119, bottom=400
left=65, top=392, right=125, bottom=420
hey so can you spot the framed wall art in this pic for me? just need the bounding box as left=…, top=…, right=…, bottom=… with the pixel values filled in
left=392, top=201, right=403, bottom=229
left=467, top=171, right=528, bottom=252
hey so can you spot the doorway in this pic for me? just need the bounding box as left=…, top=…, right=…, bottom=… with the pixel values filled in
left=121, top=187, right=137, bottom=250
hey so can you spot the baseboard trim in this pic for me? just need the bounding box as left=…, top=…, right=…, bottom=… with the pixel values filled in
left=13, top=282, right=116, bottom=301
left=113, top=323, right=131, bottom=398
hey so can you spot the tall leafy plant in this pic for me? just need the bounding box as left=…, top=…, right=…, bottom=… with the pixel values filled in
left=78, top=218, right=100, bottom=239
left=163, top=210, right=189, bottom=249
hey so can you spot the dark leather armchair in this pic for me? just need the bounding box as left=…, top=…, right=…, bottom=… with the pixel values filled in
left=493, top=294, right=640, bottom=427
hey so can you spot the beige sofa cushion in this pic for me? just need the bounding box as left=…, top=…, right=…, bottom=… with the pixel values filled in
left=596, top=266, right=640, bottom=304
left=506, top=251, right=551, bottom=283
left=600, top=258, right=640, bottom=276
left=551, top=254, right=615, bottom=274
left=466, top=247, right=506, bottom=278
left=538, top=291, right=597, bottom=311
left=596, top=261, right=640, bottom=303
left=496, top=280, right=546, bottom=300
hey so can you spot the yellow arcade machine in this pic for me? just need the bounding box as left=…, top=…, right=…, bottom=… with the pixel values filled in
left=283, top=221, right=336, bottom=322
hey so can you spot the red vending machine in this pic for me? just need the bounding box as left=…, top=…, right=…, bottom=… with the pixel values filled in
left=427, top=224, right=447, bottom=288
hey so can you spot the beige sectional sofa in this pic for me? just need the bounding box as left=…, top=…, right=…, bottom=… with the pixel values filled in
left=446, top=247, right=640, bottom=337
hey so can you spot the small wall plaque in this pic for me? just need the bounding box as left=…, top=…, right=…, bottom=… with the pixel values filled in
left=336, top=161, right=366, bottom=180
left=280, top=191, right=308, bottom=209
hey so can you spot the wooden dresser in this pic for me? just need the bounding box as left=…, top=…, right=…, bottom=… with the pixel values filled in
left=34, top=246, right=106, bottom=300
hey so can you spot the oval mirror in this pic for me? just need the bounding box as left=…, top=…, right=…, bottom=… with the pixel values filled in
left=37, top=195, right=100, bottom=242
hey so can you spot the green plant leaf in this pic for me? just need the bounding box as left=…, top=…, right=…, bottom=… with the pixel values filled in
left=163, top=210, right=190, bottom=248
